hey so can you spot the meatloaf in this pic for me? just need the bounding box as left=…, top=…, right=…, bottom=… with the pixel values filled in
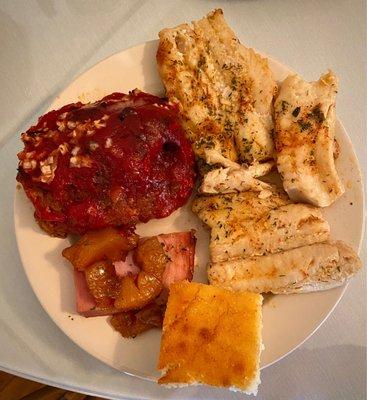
left=17, top=90, right=196, bottom=237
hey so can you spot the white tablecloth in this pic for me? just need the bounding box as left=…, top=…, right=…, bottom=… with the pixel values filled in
left=0, top=1, right=365, bottom=399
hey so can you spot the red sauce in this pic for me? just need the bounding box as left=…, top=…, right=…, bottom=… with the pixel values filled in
left=17, top=90, right=196, bottom=236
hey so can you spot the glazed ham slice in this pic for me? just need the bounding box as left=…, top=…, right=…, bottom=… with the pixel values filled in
left=74, top=270, right=120, bottom=317
left=158, top=231, right=196, bottom=288
left=113, top=231, right=196, bottom=284
left=73, top=231, right=196, bottom=317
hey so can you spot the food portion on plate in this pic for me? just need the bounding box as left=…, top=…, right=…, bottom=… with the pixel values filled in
left=194, top=187, right=361, bottom=293
left=15, top=7, right=362, bottom=396
left=17, top=90, right=195, bottom=237
left=157, top=8, right=277, bottom=169
left=158, top=281, right=263, bottom=395
left=208, top=241, right=361, bottom=294
left=199, top=160, right=275, bottom=195
left=274, top=71, right=344, bottom=207
left=192, top=190, right=331, bottom=263
left=63, top=228, right=196, bottom=335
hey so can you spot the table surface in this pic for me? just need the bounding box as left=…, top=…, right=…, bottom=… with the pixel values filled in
left=0, top=1, right=366, bottom=399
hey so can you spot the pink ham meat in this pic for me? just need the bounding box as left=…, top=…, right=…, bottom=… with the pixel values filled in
left=157, top=231, right=196, bottom=288
left=73, top=231, right=196, bottom=317
left=73, top=270, right=120, bottom=317
left=113, top=252, right=140, bottom=278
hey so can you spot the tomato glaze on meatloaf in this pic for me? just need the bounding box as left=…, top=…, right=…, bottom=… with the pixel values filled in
left=17, top=90, right=196, bottom=237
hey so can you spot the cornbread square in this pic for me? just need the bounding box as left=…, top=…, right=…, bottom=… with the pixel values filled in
left=157, top=281, right=263, bottom=395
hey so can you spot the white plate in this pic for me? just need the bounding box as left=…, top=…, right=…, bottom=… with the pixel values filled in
left=14, top=40, right=364, bottom=381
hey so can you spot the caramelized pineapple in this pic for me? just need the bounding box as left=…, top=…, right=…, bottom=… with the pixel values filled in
left=85, top=260, right=120, bottom=301
left=62, top=227, right=138, bottom=270
left=114, top=237, right=167, bottom=310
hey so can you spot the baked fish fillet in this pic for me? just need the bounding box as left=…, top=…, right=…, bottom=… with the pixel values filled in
left=199, top=161, right=274, bottom=195
left=192, top=191, right=330, bottom=263
left=208, top=241, right=361, bottom=294
left=157, top=9, right=277, bottom=166
left=274, top=71, right=344, bottom=207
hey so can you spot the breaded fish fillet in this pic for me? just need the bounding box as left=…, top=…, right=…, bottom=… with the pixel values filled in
left=192, top=191, right=330, bottom=263
left=274, top=71, right=344, bottom=207
left=157, top=9, right=277, bottom=166
left=208, top=241, right=361, bottom=294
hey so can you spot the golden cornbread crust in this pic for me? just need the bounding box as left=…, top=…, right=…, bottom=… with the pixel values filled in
left=157, top=281, right=263, bottom=393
